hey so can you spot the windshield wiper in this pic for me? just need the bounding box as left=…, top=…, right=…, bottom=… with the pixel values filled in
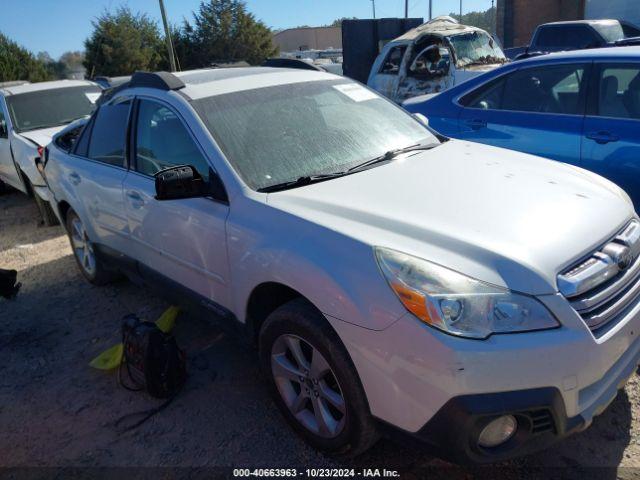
left=257, top=172, right=349, bottom=193
left=258, top=142, right=439, bottom=193
left=347, top=142, right=439, bottom=173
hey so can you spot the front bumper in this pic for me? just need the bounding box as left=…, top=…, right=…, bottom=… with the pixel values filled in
left=411, top=336, right=639, bottom=463
left=326, top=291, right=640, bottom=463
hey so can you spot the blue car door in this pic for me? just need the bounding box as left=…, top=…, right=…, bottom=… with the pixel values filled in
left=457, top=62, right=589, bottom=165
left=581, top=61, right=640, bottom=209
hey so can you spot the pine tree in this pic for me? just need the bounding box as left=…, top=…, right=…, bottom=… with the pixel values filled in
left=0, top=33, right=51, bottom=82
left=177, top=0, right=278, bottom=69
left=83, top=7, right=165, bottom=77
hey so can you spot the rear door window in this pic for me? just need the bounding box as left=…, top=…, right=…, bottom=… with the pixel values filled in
left=87, top=99, right=131, bottom=167
left=501, top=64, right=587, bottom=114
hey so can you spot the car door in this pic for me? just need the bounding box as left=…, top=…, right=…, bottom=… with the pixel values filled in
left=122, top=97, right=231, bottom=308
left=63, top=97, right=132, bottom=253
left=458, top=62, right=589, bottom=165
left=581, top=62, right=640, bottom=209
left=368, top=44, right=407, bottom=101
left=0, top=98, right=21, bottom=190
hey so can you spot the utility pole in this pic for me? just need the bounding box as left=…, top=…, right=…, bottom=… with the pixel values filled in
left=429, top=0, right=432, bottom=20
left=371, top=0, right=376, bottom=19
left=405, top=0, right=408, bottom=18
left=158, top=0, right=177, bottom=72
left=459, top=0, right=463, bottom=20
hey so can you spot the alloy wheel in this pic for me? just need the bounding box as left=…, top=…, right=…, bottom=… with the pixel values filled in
left=70, top=217, right=96, bottom=277
left=271, top=334, right=346, bottom=438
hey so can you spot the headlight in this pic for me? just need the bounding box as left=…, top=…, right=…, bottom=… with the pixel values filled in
left=375, top=247, right=559, bottom=339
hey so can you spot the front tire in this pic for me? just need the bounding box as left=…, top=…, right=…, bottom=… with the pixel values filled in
left=33, top=191, right=59, bottom=226
left=259, top=298, right=379, bottom=456
left=65, top=209, right=116, bottom=285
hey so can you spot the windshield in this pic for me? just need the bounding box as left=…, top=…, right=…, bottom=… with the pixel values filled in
left=592, top=22, right=625, bottom=42
left=448, top=31, right=506, bottom=68
left=191, top=80, right=437, bottom=191
left=6, top=85, right=101, bottom=133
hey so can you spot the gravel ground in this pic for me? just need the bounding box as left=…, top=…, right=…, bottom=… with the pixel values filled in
left=1, top=190, right=639, bottom=478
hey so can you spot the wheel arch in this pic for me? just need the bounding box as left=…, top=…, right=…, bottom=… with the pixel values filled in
left=246, top=282, right=321, bottom=344
left=57, top=200, right=72, bottom=225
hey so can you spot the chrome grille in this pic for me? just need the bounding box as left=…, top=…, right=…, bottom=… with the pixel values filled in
left=559, top=220, right=640, bottom=334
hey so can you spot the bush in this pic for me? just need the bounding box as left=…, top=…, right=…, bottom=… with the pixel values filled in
left=0, top=33, right=52, bottom=82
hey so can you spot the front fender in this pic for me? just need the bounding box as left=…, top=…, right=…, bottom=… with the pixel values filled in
left=12, top=136, right=43, bottom=188
left=226, top=199, right=406, bottom=331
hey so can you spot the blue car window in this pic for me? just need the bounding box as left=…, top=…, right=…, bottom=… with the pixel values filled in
left=460, top=77, right=506, bottom=110
left=596, top=65, right=640, bottom=120
left=501, top=64, right=586, bottom=115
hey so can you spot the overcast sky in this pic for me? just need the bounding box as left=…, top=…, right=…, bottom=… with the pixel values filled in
left=0, top=0, right=494, bottom=58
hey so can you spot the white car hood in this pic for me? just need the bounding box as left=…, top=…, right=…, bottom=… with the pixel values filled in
left=18, top=125, right=67, bottom=147
left=268, top=141, right=635, bottom=295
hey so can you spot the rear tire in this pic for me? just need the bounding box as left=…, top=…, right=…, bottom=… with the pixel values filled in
left=259, top=298, right=379, bottom=456
left=65, top=209, right=117, bottom=285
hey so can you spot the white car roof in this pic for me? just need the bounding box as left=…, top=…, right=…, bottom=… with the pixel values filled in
left=173, top=67, right=339, bottom=100
left=1, top=79, right=98, bottom=96
left=395, top=16, right=486, bottom=42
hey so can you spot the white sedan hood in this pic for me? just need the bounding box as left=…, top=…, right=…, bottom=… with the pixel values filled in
left=19, top=125, right=67, bottom=147
left=268, top=141, right=635, bottom=295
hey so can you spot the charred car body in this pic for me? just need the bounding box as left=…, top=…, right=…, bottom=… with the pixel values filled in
left=368, top=16, right=507, bottom=103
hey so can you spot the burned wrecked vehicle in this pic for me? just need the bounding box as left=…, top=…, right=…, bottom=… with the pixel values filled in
left=367, top=16, right=507, bottom=103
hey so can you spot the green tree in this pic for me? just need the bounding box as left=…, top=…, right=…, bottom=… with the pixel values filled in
left=0, top=33, right=51, bottom=82
left=177, top=0, right=278, bottom=69
left=84, top=7, right=165, bottom=77
left=37, top=50, right=85, bottom=79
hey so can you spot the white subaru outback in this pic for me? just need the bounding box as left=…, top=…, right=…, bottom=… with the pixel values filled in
left=42, top=68, right=640, bottom=463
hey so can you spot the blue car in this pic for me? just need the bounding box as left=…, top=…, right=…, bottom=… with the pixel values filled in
left=404, top=47, right=640, bottom=207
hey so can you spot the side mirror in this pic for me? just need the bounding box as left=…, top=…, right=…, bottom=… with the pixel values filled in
left=0, top=119, right=7, bottom=138
left=154, top=165, right=206, bottom=201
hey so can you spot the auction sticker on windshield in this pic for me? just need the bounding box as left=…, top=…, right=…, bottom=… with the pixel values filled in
left=333, top=83, right=377, bottom=102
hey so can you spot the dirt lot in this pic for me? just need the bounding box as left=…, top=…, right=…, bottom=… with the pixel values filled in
left=1, top=190, right=639, bottom=478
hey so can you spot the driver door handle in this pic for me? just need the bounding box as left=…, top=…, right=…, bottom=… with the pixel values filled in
left=586, top=131, right=619, bottom=144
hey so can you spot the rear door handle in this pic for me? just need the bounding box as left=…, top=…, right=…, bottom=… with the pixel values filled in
left=466, top=119, right=487, bottom=130
left=126, top=190, right=144, bottom=208
left=586, top=131, right=620, bottom=144
left=68, top=172, right=80, bottom=185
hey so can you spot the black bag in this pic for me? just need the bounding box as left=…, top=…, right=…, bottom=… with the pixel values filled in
left=0, top=268, right=20, bottom=299
left=119, top=314, right=186, bottom=399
